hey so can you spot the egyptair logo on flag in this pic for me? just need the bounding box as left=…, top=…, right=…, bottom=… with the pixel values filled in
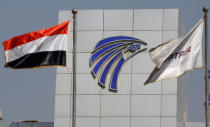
left=89, top=36, right=147, bottom=92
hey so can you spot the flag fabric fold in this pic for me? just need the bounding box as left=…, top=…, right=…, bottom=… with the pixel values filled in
left=2, top=21, right=70, bottom=69
left=145, top=18, right=204, bottom=85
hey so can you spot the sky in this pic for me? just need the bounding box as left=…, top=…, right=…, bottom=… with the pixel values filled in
left=0, top=0, right=210, bottom=122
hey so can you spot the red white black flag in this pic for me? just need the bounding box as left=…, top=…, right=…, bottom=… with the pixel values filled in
left=2, top=21, right=70, bottom=69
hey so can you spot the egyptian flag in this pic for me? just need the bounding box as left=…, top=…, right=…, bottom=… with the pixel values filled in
left=2, top=21, right=70, bottom=69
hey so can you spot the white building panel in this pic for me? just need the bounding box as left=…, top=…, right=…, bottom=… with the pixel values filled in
left=133, top=9, right=163, bottom=30
left=104, top=10, right=133, bottom=30
left=54, top=95, right=71, bottom=117
left=133, top=31, right=162, bottom=49
left=77, top=117, right=99, bottom=127
left=131, top=117, right=160, bottom=127
left=162, top=79, right=177, bottom=95
left=76, top=95, right=100, bottom=116
left=132, top=74, right=161, bottom=94
left=161, top=117, right=177, bottom=127
left=101, top=117, right=130, bottom=127
left=103, top=31, right=133, bottom=38
left=132, top=52, right=155, bottom=73
left=76, top=53, right=91, bottom=73
left=161, top=95, right=177, bottom=116
left=101, top=95, right=130, bottom=116
left=163, top=30, right=179, bottom=42
left=54, top=117, right=71, bottom=127
left=77, top=10, right=103, bottom=31
left=77, top=31, right=103, bottom=53
left=163, top=9, right=179, bottom=30
left=76, top=74, right=101, bottom=94
left=131, top=95, right=161, bottom=116
left=56, top=74, right=72, bottom=94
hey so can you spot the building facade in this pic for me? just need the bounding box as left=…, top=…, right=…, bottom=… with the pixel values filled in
left=54, top=9, right=187, bottom=127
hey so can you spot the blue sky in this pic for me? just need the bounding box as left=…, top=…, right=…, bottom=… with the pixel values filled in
left=0, top=0, right=210, bottom=122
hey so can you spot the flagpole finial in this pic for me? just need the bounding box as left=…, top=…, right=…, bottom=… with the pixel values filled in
left=72, top=9, right=77, bottom=14
left=203, top=6, right=208, bottom=12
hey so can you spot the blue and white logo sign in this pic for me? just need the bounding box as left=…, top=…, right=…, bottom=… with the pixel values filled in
left=89, top=36, right=147, bottom=92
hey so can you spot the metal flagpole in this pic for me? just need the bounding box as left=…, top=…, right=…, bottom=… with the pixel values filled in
left=72, top=8, right=77, bottom=127
left=203, top=6, right=209, bottom=127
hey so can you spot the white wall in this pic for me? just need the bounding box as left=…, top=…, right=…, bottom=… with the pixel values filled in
left=54, top=9, right=185, bottom=127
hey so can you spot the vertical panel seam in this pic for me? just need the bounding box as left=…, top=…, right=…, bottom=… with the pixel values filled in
left=160, top=8, right=165, bottom=127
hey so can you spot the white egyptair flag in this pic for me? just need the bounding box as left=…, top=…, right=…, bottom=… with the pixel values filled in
left=2, top=21, right=70, bottom=69
left=144, top=18, right=204, bottom=85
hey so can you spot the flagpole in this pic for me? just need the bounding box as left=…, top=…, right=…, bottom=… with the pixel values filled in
left=204, top=6, right=209, bottom=127
left=72, top=8, right=77, bottom=127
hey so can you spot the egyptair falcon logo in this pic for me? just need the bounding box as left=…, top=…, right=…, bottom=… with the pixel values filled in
left=89, top=36, right=147, bottom=92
